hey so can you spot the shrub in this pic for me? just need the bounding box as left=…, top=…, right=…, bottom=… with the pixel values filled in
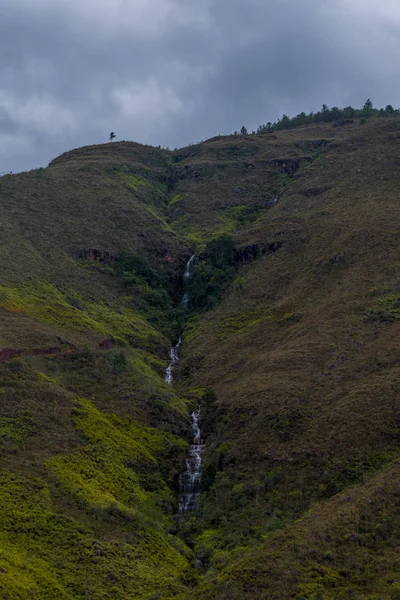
left=104, top=350, right=128, bottom=374
left=188, top=235, right=237, bottom=311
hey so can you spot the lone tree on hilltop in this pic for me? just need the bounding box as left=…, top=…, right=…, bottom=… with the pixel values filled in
left=109, top=132, right=116, bottom=141
left=240, top=126, right=248, bottom=135
left=363, top=98, right=373, bottom=111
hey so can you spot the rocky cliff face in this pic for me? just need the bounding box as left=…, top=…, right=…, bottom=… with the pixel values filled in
left=0, top=117, right=399, bottom=599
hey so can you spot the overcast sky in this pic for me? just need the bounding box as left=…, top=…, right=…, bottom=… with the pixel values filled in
left=1, top=0, right=400, bottom=173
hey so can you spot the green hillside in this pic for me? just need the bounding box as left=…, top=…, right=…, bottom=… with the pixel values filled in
left=0, top=116, right=400, bottom=599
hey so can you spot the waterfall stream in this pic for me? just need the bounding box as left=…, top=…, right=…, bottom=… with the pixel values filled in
left=164, top=337, right=181, bottom=385
left=164, top=255, right=195, bottom=385
left=164, top=255, right=203, bottom=514
left=183, top=255, right=195, bottom=280
left=178, top=407, right=204, bottom=512
left=182, top=254, right=195, bottom=309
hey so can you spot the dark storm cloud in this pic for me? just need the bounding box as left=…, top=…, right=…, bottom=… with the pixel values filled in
left=185, top=0, right=400, bottom=140
left=1, top=0, right=399, bottom=172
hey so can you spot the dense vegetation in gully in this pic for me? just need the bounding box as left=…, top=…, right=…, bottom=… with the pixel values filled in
left=0, top=112, right=399, bottom=599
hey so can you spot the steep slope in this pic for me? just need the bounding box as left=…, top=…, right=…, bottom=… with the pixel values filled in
left=176, top=118, right=400, bottom=599
left=194, top=462, right=400, bottom=599
left=0, top=117, right=399, bottom=599
left=168, top=122, right=348, bottom=242
left=0, top=142, right=180, bottom=283
left=0, top=142, right=194, bottom=599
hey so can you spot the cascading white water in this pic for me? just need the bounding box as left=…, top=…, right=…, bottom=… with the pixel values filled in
left=183, top=255, right=195, bottom=280
left=178, top=406, right=204, bottom=513
left=164, top=337, right=181, bottom=385
left=164, top=255, right=204, bottom=513
left=165, top=255, right=195, bottom=384
left=181, top=255, right=195, bottom=308
left=182, top=292, right=189, bottom=309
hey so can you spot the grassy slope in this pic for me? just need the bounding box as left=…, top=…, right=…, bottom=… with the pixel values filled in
left=195, top=461, right=400, bottom=600
left=0, top=119, right=400, bottom=598
left=176, top=118, right=400, bottom=599
left=0, top=141, right=194, bottom=599
left=168, top=124, right=336, bottom=244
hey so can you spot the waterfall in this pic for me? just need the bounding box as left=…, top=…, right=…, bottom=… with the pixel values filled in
left=178, top=406, right=204, bottom=513
left=164, top=255, right=195, bottom=384
left=183, top=255, right=195, bottom=280
left=181, top=254, right=195, bottom=308
left=164, top=337, right=181, bottom=385
left=163, top=255, right=203, bottom=513
left=182, top=292, right=189, bottom=309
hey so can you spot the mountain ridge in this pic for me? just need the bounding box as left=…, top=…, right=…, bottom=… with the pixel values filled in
left=0, top=115, right=399, bottom=599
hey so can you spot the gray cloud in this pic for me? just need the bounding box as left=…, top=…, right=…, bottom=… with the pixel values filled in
left=1, top=0, right=400, bottom=172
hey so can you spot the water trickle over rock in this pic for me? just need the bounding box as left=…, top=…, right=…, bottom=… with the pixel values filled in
left=163, top=255, right=204, bottom=513
left=183, top=255, right=195, bottom=280
left=164, top=337, right=181, bottom=385
left=182, top=255, right=195, bottom=308
left=165, top=255, right=195, bottom=384
left=182, top=292, right=189, bottom=309
left=179, top=406, right=204, bottom=513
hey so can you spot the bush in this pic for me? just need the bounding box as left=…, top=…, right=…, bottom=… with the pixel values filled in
left=254, top=100, right=398, bottom=134
left=113, top=251, right=178, bottom=335
left=188, top=235, right=237, bottom=311
left=104, top=350, right=128, bottom=374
